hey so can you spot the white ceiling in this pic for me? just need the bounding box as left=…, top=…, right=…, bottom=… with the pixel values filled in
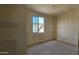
left=25, top=4, right=78, bottom=15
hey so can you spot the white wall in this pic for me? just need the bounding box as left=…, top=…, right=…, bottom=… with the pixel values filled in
left=57, top=8, right=79, bottom=46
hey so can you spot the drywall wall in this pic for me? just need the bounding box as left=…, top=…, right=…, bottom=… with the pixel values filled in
left=26, top=9, right=55, bottom=45
left=57, top=8, right=79, bottom=46
left=0, top=5, right=26, bottom=54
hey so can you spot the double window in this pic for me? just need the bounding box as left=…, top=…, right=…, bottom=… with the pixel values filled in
left=32, top=16, right=44, bottom=33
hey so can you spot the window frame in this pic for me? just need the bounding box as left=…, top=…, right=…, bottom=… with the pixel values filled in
left=32, top=16, right=45, bottom=33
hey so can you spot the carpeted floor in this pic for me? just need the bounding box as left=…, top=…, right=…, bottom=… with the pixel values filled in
left=27, top=40, right=78, bottom=55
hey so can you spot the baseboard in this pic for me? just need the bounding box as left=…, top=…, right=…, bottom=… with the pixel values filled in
left=27, top=39, right=56, bottom=48
left=57, top=40, right=78, bottom=47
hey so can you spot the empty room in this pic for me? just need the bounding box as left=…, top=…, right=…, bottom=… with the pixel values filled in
left=26, top=4, right=79, bottom=55
left=0, top=4, right=79, bottom=55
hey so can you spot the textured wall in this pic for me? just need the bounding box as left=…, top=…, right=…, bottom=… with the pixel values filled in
left=57, top=8, right=79, bottom=46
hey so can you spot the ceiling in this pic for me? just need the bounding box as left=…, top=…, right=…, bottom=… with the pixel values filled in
left=26, top=4, right=78, bottom=15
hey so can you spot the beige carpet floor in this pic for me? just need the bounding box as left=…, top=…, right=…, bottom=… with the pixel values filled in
left=27, top=40, right=78, bottom=55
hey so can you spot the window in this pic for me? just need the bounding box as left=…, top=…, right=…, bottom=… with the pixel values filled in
left=32, top=16, right=44, bottom=33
